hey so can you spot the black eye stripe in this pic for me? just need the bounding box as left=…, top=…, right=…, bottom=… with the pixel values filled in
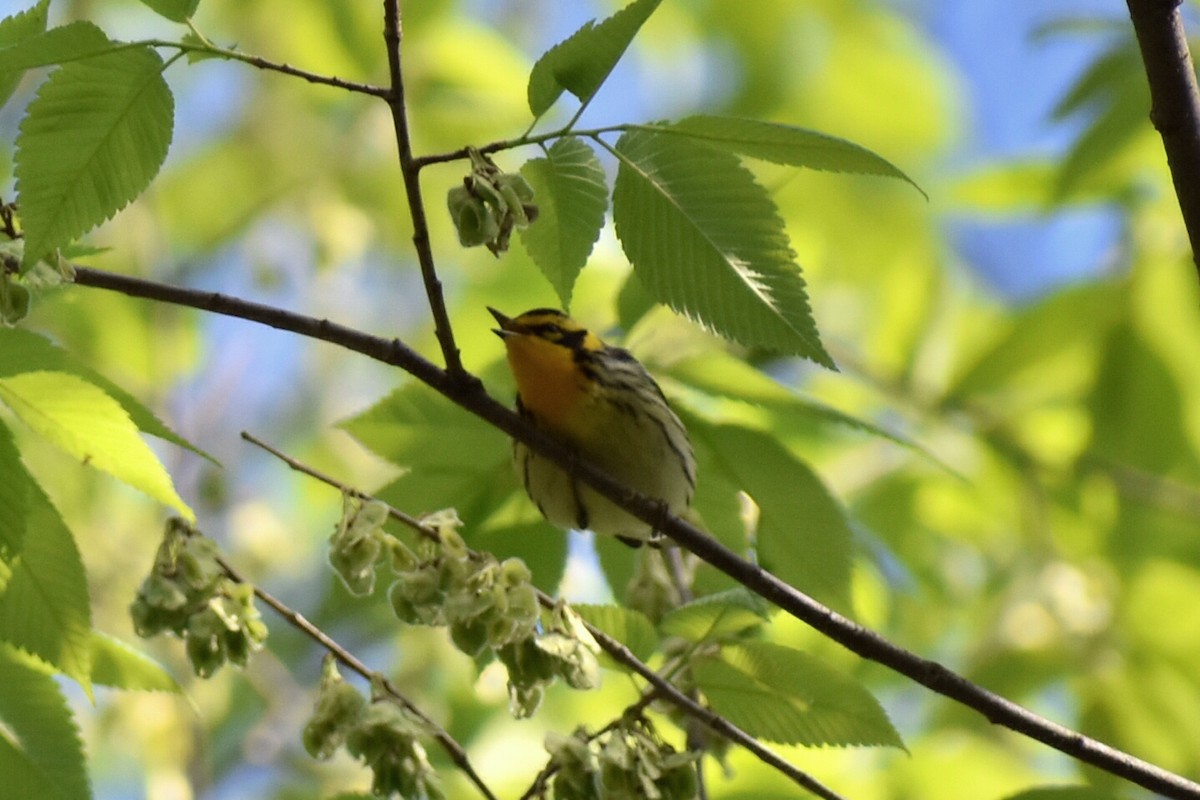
left=559, top=329, right=587, bottom=349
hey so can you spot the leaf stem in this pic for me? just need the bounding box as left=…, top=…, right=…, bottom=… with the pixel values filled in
left=411, top=124, right=630, bottom=170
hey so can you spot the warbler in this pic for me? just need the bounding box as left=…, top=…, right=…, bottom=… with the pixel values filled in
left=489, top=307, right=696, bottom=546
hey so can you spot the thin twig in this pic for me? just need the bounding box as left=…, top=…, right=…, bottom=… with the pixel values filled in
left=380, top=0, right=466, bottom=376
left=145, top=38, right=390, bottom=97
left=238, top=430, right=845, bottom=800
left=71, top=265, right=1200, bottom=800
left=1125, top=0, right=1200, bottom=286
left=214, top=556, right=498, bottom=800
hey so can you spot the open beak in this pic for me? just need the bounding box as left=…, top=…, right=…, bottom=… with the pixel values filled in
left=487, top=306, right=516, bottom=338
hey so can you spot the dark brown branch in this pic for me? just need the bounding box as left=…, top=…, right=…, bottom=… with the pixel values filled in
left=140, top=38, right=389, bottom=97
left=238, top=430, right=843, bottom=800
left=1125, top=0, right=1200, bottom=284
left=72, top=265, right=1200, bottom=800
left=380, top=0, right=466, bottom=376
left=215, top=557, right=498, bottom=800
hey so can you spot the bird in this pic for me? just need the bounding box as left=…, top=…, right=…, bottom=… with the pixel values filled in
left=489, top=307, right=696, bottom=546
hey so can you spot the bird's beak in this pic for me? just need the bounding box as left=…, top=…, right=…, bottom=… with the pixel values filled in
left=487, top=306, right=516, bottom=338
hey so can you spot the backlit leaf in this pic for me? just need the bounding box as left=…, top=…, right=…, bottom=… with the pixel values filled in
left=0, top=327, right=212, bottom=461
left=90, top=632, right=181, bottom=693
left=688, top=420, right=853, bottom=609
left=693, top=641, right=904, bottom=749
left=519, top=136, right=608, bottom=307
left=527, top=0, right=662, bottom=116
left=138, top=0, right=201, bottom=23
left=0, top=371, right=193, bottom=520
left=612, top=128, right=832, bottom=364
left=0, top=467, right=93, bottom=693
left=16, top=44, right=173, bottom=268
left=658, top=587, right=769, bottom=642
left=0, top=0, right=50, bottom=108
left=0, top=20, right=115, bottom=77
left=0, top=645, right=89, bottom=800
left=572, top=603, right=658, bottom=664
left=643, top=115, right=921, bottom=194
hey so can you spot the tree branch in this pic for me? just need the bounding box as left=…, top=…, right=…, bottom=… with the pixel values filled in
left=238, top=430, right=844, bottom=800
left=380, top=0, right=466, bottom=376
left=71, top=265, right=1200, bottom=800
left=147, top=38, right=390, bottom=98
left=215, top=556, right=498, bottom=800
left=1125, top=0, right=1200, bottom=285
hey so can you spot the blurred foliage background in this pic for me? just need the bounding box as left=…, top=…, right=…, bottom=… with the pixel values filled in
left=4, top=0, right=1200, bottom=798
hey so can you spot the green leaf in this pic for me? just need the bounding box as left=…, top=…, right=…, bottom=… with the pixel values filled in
left=339, top=381, right=570, bottom=588
left=612, top=128, right=832, bottom=365
left=658, top=587, right=769, bottom=642
left=0, top=420, right=32, bottom=559
left=644, top=115, right=922, bottom=195
left=1051, top=42, right=1147, bottom=200
left=0, top=0, right=50, bottom=108
left=16, top=44, right=174, bottom=268
left=518, top=136, right=609, bottom=307
left=999, top=788, right=1125, bottom=800
left=138, top=0, right=201, bottom=23
left=946, top=281, right=1122, bottom=404
left=0, top=645, right=90, bottom=800
left=527, top=0, right=662, bottom=117
left=0, top=462, right=93, bottom=693
left=669, top=351, right=950, bottom=470
left=689, top=421, right=853, bottom=609
left=615, top=269, right=657, bottom=331
left=693, top=641, right=904, bottom=749
left=90, top=632, right=181, bottom=692
left=0, top=20, right=115, bottom=76
left=0, top=327, right=213, bottom=462
left=572, top=603, right=658, bottom=664
left=340, top=383, right=509, bottom=520
left=0, top=371, right=193, bottom=520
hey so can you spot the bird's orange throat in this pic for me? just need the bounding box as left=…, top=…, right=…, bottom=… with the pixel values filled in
left=504, top=335, right=590, bottom=435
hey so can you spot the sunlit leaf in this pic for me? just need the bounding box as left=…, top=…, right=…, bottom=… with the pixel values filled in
left=0, top=327, right=213, bottom=461
left=16, top=44, right=174, bottom=268
left=90, top=632, right=182, bottom=693
left=612, top=128, right=832, bottom=364
left=518, top=136, right=608, bottom=307
left=527, top=0, right=662, bottom=117
left=693, top=641, right=904, bottom=748
left=0, top=371, right=193, bottom=520
left=0, top=645, right=89, bottom=800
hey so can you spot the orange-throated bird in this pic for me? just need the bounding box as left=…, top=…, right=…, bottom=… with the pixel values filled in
left=489, top=307, right=695, bottom=546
